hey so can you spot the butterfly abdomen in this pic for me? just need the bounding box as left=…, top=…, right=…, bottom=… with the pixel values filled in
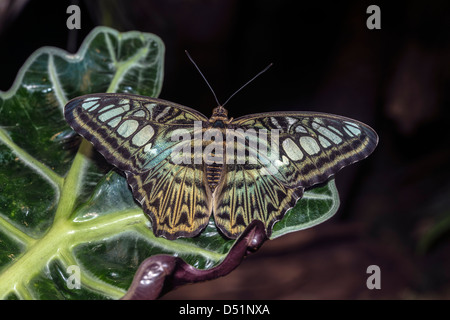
left=205, top=162, right=223, bottom=191
left=203, top=121, right=228, bottom=192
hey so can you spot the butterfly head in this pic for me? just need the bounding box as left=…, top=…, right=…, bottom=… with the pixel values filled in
left=211, top=105, right=229, bottom=122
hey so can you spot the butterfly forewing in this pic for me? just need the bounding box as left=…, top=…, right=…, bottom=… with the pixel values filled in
left=64, top=93, right=213, bottom=239
left=231, top=112, right=378, bottom=189
left=64, top=93, right=208, bottom=173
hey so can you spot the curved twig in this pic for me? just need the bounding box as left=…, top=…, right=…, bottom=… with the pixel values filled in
left=121, top=220, right=267, bottom=300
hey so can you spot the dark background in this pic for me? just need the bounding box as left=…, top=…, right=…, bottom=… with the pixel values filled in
left=1, top=0, right=449, bottom=299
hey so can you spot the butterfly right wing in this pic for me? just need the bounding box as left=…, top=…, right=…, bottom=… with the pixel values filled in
left=64, top=93, right=212, bottom=239
left=213, top=111, right=378, bottom=238
left=231, top=111, right=378, bottom=189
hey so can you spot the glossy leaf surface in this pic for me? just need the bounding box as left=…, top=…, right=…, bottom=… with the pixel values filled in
left=0, top=27, right=339, bottom=299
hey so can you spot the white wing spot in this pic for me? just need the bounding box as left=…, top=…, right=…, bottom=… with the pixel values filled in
left=328, top=125, right=344, bottom=136
left=132, top=125, right=154, bottom=147
left=285, top=117, right=297, bottom=130
left=282, top=138, right=303, bottom=161
left=144, top=143, right=154, bottom=154
left=99, top=107, right=125, bottom=122
left=318, top=135, right=332, bottom=148
left=270, top=117, right=282, bottom=129
left=107, top=117, right=122, bottom=128
left=299, top=136, right=321, bottom=155
left=145, top=103, right=157, bottom=111
left=345, top=124, right=361, bottom=136
left=88, top=103, right=100, bottom=111
left=344, top=121, right=359, bottom=127
left=117, top=120, right=139, bottom=138
left=120, top=104, right=130, bottom=112
left=344, top=127, right=353, bottom=137
left=98, top=104, right=116, bottom=113
left=82, top=101, right=98, bottom=110
left=295, top=125, right=307, bottom=133
left=313, top=118, right=325, bottom=125
left=312, top=122, right=343, bottom=144
left=84, top=97, right=100, bottom=102
left=273, top=155, right=290, bottom=169
left=133, top=110, right=146, bottom=117
left=120, top=99, right=130, bottom=104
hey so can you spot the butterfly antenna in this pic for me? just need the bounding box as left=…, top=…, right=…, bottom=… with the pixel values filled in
left=185, top=50, right=222, bottom=106
left=222, top=62, right=273, bottom=108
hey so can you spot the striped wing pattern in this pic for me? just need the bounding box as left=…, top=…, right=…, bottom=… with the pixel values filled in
left=65, top=93, right=378, bottom=240
left=232, top=112, right=378, bottom=188
left=214, top=163, right=303, bottom=238
left=211, top=112, right=377, bottom=238
left=64, top=93, right=212, bottom=239
left=126, top=161, right=212, bottom=239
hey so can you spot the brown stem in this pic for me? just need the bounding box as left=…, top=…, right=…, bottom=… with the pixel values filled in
left=121, top=220, right=267, bottom=300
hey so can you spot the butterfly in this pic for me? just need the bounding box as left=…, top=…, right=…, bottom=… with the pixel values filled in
left=64, top=57, right=378, bottom=240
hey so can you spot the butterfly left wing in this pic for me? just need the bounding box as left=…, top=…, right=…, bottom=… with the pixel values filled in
left=64, top=93, right=213, bottom=239
left=213, top=111, right=378, bottom=238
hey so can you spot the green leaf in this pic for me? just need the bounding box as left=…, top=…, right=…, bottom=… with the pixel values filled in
left=0, top=26, right=340, bottom=300
left=271, top=179, right=339, bottom=239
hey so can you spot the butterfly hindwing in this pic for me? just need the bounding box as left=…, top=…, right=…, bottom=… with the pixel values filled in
left=64, top=93, right=212, bottom=239
left=214, top=162, right=303, bottom=239
left=126, top=161, right=212, bottom=239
